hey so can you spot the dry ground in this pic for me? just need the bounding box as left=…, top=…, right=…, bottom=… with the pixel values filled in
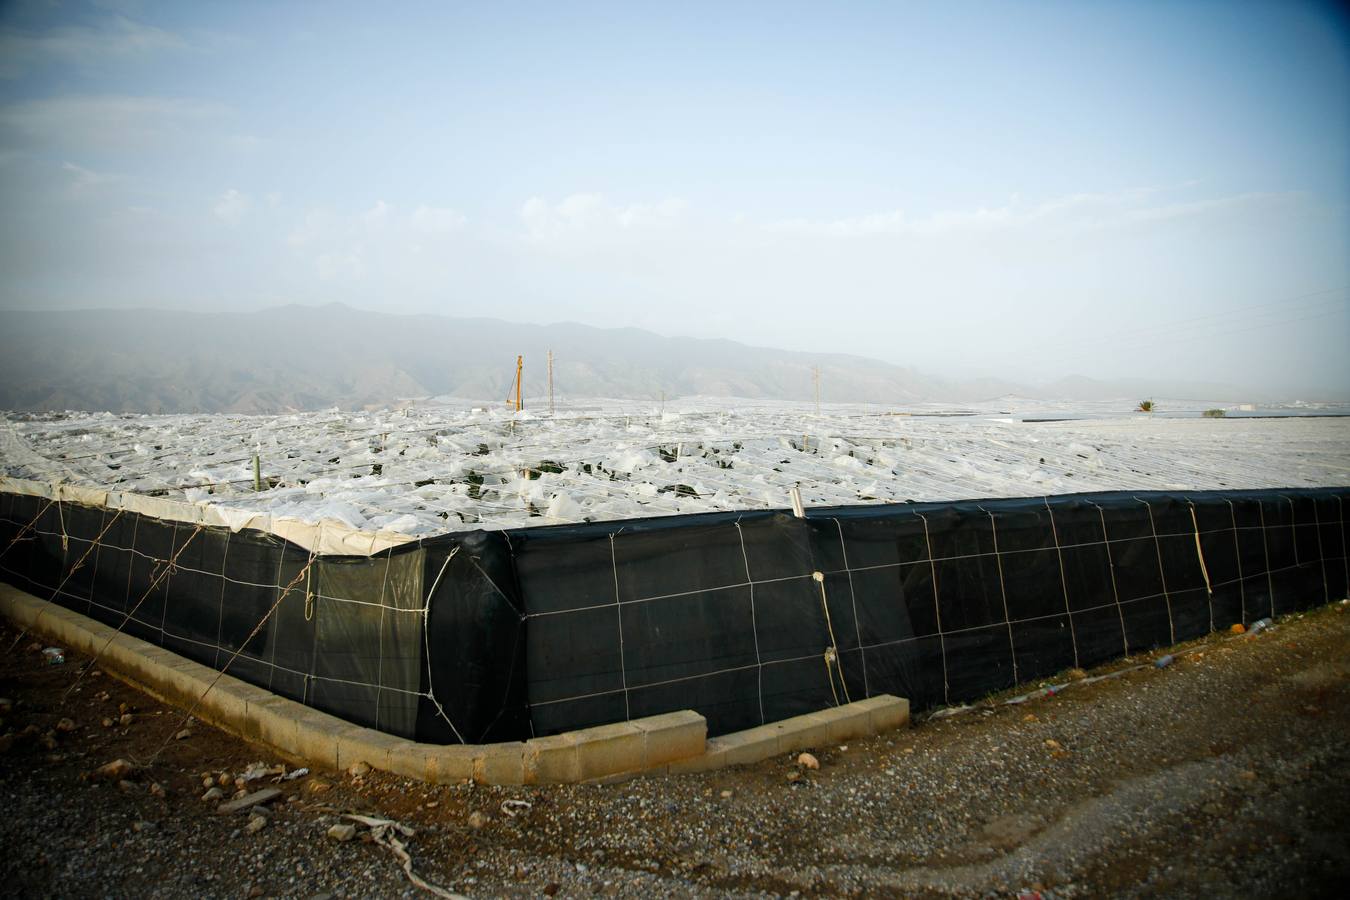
left=1, top=602, right=1347, bottom=899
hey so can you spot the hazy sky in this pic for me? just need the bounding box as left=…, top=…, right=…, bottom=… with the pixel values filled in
left=2, top=1, right=1347, bottom=396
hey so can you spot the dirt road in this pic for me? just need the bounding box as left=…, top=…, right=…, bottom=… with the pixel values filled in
left=2, top=602, right=1347, bottom=898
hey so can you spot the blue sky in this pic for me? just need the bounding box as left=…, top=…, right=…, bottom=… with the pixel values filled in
left=2, top=0, right=1347, bottom=395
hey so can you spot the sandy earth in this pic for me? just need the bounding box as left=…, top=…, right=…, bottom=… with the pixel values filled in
left=1, top=601, right=1347, bottom=899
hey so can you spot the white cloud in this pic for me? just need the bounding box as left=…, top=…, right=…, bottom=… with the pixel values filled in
left=765, top=198, right=1051, bottom=237
left=315, top=250, right=366, bottom=281
left=0, top=95, right=223, bottom=151
left=0, top=16, right=186, bottom=79
left=282, top=201, right=469, bottom=283
left=289, top=201, right=424, bottom=243
left=410, top=205, right=467, bottom=233
left=286, top=209, right=337, bottom=247
left=521, top=193, right=686, bottom=240
left=617, top=197, right=686, bottom=228
left=762, top=186, right=1288, bottom=239
left=1106, top=192, right=1297, bottom=229
left=362, top=200, right=391, bottom=230
left=227, top=134, right=265, bottom=153
left=61, top=161, right=121, bottom=190
left=213, top=189, right=250, bottom=223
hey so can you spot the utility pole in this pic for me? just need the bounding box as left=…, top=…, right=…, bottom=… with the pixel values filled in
left=547, top=350, right=555, bottom=416
left=812, top=365, right=821, bottom=417
left=515, top=355, right=523, bottom=412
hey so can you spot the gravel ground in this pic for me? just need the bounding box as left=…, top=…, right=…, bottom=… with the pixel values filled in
left=2, top=602, right=1347, bottom=899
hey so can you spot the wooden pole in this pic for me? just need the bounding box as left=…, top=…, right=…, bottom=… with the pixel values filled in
left=252, top=451, right=262, bottom=492
left=515, top=355, right=523, bottom=412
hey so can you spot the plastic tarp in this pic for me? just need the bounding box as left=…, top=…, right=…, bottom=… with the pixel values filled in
left=1, top=486, right=1345, bottom=743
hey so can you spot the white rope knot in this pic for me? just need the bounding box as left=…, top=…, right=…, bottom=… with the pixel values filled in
left=814, top=569, right=851, bottom=705
left=57, top=498, right=68, bottom=553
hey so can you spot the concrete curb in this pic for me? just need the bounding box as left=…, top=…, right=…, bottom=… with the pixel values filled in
left=666, top=695, right=910, bottom=774
left=1, top=583, right=909, bottom=784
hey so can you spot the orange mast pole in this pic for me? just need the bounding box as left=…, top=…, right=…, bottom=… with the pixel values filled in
left=515, top=355, right=523, bottom=411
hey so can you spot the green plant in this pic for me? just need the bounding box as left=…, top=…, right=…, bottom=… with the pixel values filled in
left=1136, top=399, right=1155, bottom=413
left=1203, top=408, right=1226, bottom=418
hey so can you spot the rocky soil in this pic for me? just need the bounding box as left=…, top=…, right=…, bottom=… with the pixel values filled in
left=1, top=603, right=1347, bottom=899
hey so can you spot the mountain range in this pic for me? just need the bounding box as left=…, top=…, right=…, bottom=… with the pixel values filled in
left=0, top=304, right=1252, bottom=414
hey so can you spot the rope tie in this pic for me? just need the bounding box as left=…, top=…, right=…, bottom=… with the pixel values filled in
left=63, top=524, right=205, bottom=701
left=0, top=497, right=56, bottom=561
left=304, top=523, right=323, bottom=623
left=420, top=547, right=466, bottom=743
left=1189, top=503, right=1215, bottom=585
left=981, top=508, right=1020, bottom=683
left=823, top=646, right=840, bottom=706
left=7, top=509, right=125, bottom=653
left=303, top=559, right=315, bottom=622
left=1136, top=496, right=1177, bottom=645
left=814, top=570, right=852, bottom=705
left=144, top=544, right=319, bottom=766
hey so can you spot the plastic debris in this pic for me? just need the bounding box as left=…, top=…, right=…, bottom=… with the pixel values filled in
left=930, top=704, right=976, bottom=719
left=500, top=799, right=532, bottom=817
left=1249, top=617, right=1274, bottom=634
left=1154, top=654, right=1174, bottom=668
left=238, top=761, right=285, bottom=783
left=42, top=647, right=65, bottom=665
left=283, top=767, right=309, bottom=780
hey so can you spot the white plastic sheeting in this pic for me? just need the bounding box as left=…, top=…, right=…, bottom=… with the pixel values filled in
left=3, top=397, right=1348, bottom=552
